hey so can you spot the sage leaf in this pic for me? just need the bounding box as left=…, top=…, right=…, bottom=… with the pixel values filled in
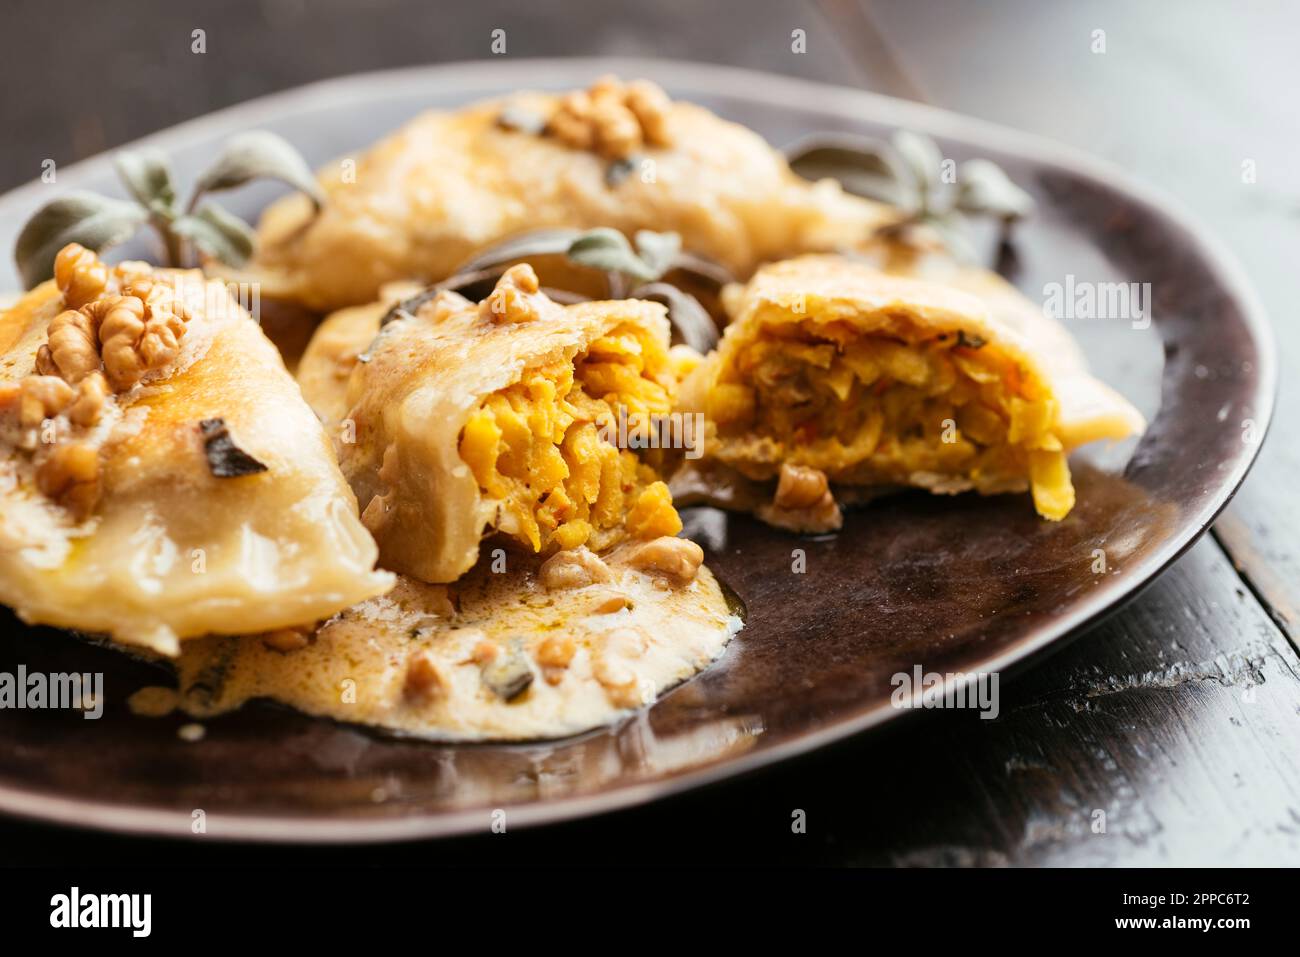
left=892, top=130, right=946, bottom=208
left=114, top=148, right=178, bottom=218
left=957, top=158, right=1034, bottom=221
left=633, top=230, right=681, bottom=279
left=921, top=211, right=978, bottom=263
left=787, top=137, right=913, bottom=208
left=173, top=201, right=256, bottom=267
left=566, top=227, right=657, bottom=282
left=199, top=418, right=269, bottom=477
left=190, top=130, right=323, bottom=209
left=14, top=191, right=147, bottom=289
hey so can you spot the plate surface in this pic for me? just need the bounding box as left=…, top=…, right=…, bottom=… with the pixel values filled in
left=0, top=58, right=1273, bottom=841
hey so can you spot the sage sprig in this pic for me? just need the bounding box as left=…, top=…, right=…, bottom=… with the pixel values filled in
left=787, top=130, right=1034, bottom=261
left=566, top=228, right=681, bottom=283
left=386, top=227, right=729, bottom=354
left=15, top=131, right=323, bottom=289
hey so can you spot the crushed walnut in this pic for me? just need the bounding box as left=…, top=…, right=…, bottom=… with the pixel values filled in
left=35, top=244, right=191, bottom=393
left=619, top=535, right=704, bottom=585
left=404, top=649, right=447, bottom=702
left=479, top=263, right=557, bottom=325
left=544, top=76, right=673, bottom=160
left=756, top=463, right=844, bottom=534
left=0, top=244, right=195, bottom=520
left=538, top=545, right=613, bottom=590
left=536, top=633, right=577, bottom=685
left=35, top=441, right=101, bottom=520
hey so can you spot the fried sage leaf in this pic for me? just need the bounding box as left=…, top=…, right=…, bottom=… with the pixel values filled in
left=199, top=418, right=269, bottom=478
left=191, top=131, right=324, bottom=210
left=14, top=191, right=148, bottom=290
left=480, top=639, right=535, bottom=701
left=173, top=202, right=257, bottom=267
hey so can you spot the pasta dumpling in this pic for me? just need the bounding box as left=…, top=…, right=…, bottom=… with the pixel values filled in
left=0, top=245, right=393, bottom=655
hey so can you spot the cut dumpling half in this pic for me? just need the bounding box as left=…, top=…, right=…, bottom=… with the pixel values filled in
left=678, top=255, right=1145, bottom=528
left=341, top=264, right=693, bottom=584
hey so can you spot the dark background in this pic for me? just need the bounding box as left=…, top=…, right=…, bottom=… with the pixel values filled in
left=1, top=0, right=1297, bottom=865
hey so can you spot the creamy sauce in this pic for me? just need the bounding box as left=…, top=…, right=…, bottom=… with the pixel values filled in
left=164, top=555, right=739, bottom=742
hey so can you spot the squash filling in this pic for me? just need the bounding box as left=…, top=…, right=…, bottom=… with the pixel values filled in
left=459, top=323, right=683, bottom=554
left=707, top=312, right=1075, bottom=519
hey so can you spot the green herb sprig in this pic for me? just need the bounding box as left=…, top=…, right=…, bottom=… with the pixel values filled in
left=787, top=130, right=1034, bottom=261
left=15, top=131, right=323, bottom=289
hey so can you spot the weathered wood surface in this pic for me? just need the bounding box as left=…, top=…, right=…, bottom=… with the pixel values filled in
left=0, top=0, right=1296, bottom=865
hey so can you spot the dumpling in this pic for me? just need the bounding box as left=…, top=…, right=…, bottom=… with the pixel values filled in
left=246, top=76, right=894, bottom=312
left=0, top=245, right=393, bottom=656
left=677, top=254, right=1145, bottom=528
left=340, top=263, right=692, bottom=584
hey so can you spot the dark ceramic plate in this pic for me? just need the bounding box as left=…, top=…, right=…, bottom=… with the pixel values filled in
left=0, top=59, right=1273, bottom=841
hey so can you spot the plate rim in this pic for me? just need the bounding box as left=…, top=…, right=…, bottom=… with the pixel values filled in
left=0, top=56, right=1277, bottom=843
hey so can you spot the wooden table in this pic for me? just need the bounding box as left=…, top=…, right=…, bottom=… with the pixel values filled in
left=1, top=0, right=1295, bottom=865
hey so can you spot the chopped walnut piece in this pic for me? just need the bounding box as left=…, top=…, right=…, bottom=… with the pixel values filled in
left=36, top=248, right=190, bottom=393
left=53, top=243, right=110, bottom=309
left=479, top=264, right=554, bottom=324
left=589, top=590, right=631, bottom=614
left=774, top=463, right=830, bottom=509
left=547, top=91, right=596, bottom=151
left=35, top=442, right=100, bottom=519
left=621, top=536, right=704, bottom=585
left=624, top=80, right=672, bottom=146
left=404, top=649, right=447, bottom=702
left=471, top=638, right=501, bottom=665
left=18, top=376, right=74, bottom=430
left=544, top=76, right=674, bottom=160
left=89, top=287, right=190, bottom=391
left=539, top=545, right=613, bottom=590
left=758, top=463, right=843, bottom=534
left=536, top=634, right=576, bottom=669
left=66, top=372, right=109, bottom=427
left=36, top=310, right=99, bottom=384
